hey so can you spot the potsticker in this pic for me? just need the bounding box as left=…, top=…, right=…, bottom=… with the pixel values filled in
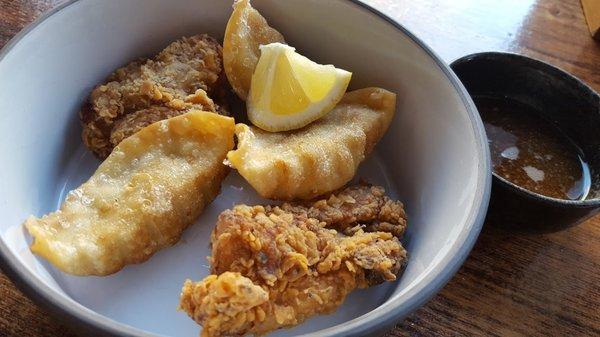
left=25, top=111, right=235, bottom=276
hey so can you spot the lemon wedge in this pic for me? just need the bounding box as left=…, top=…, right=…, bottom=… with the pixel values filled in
left=247, top=43, right=352, bottom=132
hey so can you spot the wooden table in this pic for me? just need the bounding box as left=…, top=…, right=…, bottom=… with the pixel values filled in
left=1, top=0, right=599, bottom=336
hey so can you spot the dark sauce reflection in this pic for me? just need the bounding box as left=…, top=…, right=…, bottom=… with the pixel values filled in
left=476, top=96, right=591, bottom=200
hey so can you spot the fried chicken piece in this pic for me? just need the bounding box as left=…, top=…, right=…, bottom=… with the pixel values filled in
left=283, top=184, right=408, bottom=239
left=181, top=272, right=270, bottom=336
left=81, top=34, right=227, bottom=158
left=179, top=185, right=408, bottom=337
left=108, top=90, right=222, bottom=147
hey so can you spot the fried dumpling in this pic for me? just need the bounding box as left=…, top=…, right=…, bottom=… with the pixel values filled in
left=226, top=88, right=396, bottom=200
left=24, top=111, right=235, bottom=276
left=223, top=0, right=285, bottom=100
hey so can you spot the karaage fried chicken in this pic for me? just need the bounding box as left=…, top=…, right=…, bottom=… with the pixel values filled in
left=180, top=184, right=408, bottom=337
left=81, top=34, right=228, bottom=158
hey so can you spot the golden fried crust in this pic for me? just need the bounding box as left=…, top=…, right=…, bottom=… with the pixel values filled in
left=180, top=272, right=269, bottom=337
left=226, top=88, right=397, bottom=200
left=81, top=34, right=226, bottom=158
left=25, top=111, right=235, bottom=276
left=287, top=185, right=408, bottom=238
left=179, top=184, right=407, bottom=337
left=223, top=0, right=285, bottom=100
left=109, top=89, right=220, bottom=147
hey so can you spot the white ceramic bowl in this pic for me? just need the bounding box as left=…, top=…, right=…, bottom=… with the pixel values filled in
left=0, top=0, right=490, bottom=336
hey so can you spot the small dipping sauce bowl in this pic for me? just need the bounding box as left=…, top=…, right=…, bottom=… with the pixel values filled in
left=451, top=52, right=600, bottom=232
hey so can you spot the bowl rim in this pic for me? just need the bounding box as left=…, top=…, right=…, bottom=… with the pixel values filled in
left=0, top=1, right=492, bottom=336
left=450, top=51, right=600, bottom=208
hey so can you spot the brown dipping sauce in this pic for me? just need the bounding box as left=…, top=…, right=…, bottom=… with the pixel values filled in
left=476, top=96, right=591, bottom=200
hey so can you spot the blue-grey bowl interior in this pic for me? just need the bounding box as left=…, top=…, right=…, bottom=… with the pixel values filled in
left=0, top=0, right=491, bottom=336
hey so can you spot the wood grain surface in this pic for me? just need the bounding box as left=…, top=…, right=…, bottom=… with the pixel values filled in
left=0, top=0, right=599, bottom=336
left=581, top=0, right=600, bottom=39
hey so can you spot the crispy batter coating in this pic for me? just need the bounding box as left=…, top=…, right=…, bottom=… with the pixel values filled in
left=81, top=34, right=227, bottom=158
left=181, top=272, right=270, bottom=336
left=25, top=111, right=235, bottom=276
left=282, top=183, right=408, bottom=240
left=109, top=90, right=222, bottom=147
left=179, top=185, right=407, bottom=337
left=227, top=88, right=397, bottom=200
left=223, top=0, right=285, bottom=100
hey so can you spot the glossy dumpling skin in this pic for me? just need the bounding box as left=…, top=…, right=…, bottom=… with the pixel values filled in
left=223, top=0, right=285, bottom=100
left=227, top=88, right=396, bottom=200
left=24, top=111, right=235, bottom=276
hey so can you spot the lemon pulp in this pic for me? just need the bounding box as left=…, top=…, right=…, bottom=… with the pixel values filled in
left=248, top=43, right=351, bottom=131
